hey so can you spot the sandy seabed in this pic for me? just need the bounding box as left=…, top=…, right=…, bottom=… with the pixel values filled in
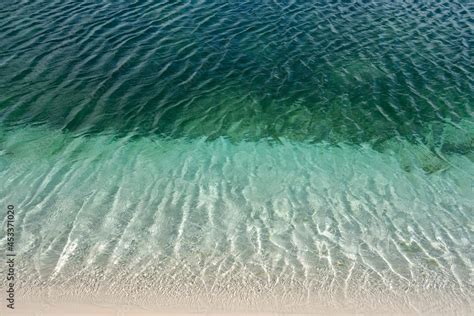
left=1, top=284, right=472, bottom=316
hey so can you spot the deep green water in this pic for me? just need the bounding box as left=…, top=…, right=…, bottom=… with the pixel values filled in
left=1, top=0, right=473, bottom=145
left=0, top=0, right=473, bottom=312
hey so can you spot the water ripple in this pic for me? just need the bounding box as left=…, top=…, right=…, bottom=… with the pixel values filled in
left=0, top=0, right=473, bottom=313
left=0, top=0, right=472, bottom=145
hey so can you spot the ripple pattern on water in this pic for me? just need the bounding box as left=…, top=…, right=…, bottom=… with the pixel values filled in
left=0, top=0, right=472, bottom=143
left=0, top=0, right=473, bottom=313
left=0, top=125, right=473, bottom=312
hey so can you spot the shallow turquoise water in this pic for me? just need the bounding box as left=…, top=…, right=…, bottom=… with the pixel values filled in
left=0, top=0, right=473, bottom=312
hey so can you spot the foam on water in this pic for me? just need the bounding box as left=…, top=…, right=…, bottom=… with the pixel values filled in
left=1, top=123, right=472, bottom=312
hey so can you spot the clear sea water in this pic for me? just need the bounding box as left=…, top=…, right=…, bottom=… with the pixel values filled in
left=0, top=0, right=473, bottom=313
